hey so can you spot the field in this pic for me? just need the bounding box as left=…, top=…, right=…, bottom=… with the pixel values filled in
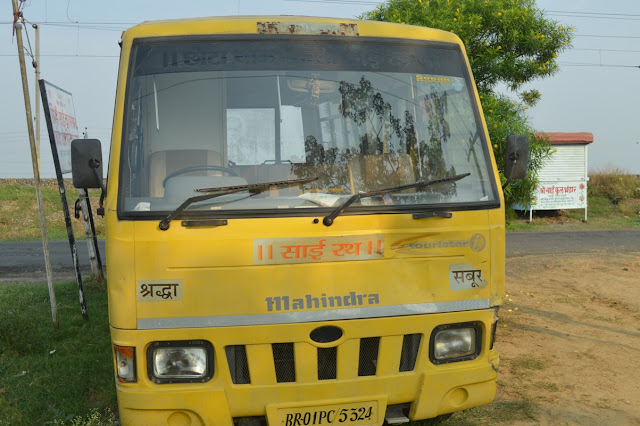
left=451, top=252, right=640, bottom=425
left=0, top=279, right=116, bottom=425
left=0, top=179, right=103, bottom=241
left=0, top=173, right=639, bottom=424
left=1, top=253, right=638, bottom=425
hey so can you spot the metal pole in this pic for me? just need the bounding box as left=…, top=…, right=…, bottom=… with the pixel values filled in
left=78, top=128, right=104, bottom=280
left=78, top=188, right=103, bottom=281
left=34, top=22, right=40, bottom=170
left=83, top=128, right=104, bottom=278
left=39, top=79, right=89, bottom=321
left=12, top=0, right=58, bottom=329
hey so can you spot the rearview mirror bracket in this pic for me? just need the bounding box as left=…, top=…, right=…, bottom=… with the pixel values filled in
left=502, top=135, right=530, bottom=190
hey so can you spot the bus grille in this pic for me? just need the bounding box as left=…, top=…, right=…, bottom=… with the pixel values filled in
left=358, top=337, right=380, bottom=376
left=318, top=347, right=337, bottom=380
left=273, top=343, right=296, bottom=383
left=225, top=334, right=422, bottom=385
left=399, top=333, right=421, bottom=372
left=226, top=345, right=251, bottom=384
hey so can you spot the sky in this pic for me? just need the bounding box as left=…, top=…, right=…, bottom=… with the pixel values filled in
left=1, top=0, right=639, bottom=178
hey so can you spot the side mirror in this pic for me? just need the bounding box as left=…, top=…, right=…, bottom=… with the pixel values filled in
left=71, top=139, right=103, bottom=189
left=504, top=135, right=529, bottom=180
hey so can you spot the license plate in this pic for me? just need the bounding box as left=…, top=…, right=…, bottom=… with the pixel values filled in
left=273, top=400, right=379, bottom=425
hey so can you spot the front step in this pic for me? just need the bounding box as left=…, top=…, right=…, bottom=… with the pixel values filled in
left=384, top=404, right=411, bottom=425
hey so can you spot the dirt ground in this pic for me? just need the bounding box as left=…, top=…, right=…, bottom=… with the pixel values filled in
left=495, top=252, right=640, bottom=425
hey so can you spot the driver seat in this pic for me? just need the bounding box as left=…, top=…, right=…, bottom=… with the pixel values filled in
left=149, top=149, right=223, bottom=197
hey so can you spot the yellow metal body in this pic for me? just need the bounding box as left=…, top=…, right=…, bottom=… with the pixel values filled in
left=107, top=16, right=505, bottom=425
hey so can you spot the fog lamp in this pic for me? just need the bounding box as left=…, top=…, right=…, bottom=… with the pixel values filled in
left=114, top=345, right=136, bottom=383
left=430, top=322, right=481, bottom=364
left=147, top=340, right=213, bottom=384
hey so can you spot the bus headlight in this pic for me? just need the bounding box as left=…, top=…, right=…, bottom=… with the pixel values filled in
left=147, top=340, right=214, bottom=384
left=430, top=322, right=482, bottom=364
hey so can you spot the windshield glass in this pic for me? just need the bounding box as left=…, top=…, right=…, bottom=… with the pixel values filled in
left=119, top=38, right=497, bottom=215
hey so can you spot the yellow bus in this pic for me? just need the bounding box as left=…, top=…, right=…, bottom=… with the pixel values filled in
left=72, top=15, right=528, bottom=426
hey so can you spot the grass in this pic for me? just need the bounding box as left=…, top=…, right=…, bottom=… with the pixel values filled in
left=0, top=280, right=540, bottom=426
left=509, top=354, right=546, bottom=372
left=407, top=399, right=537, bottom=425
left=0, top=179, right=103, bottom=242
left=0, top=279, right=116, bottom=425
left=445, top=399, right=536, bottom=425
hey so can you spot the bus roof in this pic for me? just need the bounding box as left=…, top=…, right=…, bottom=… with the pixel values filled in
left=122, top=15, right=463, bottom=46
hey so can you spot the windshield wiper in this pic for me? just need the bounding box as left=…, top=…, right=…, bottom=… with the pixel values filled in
left=322, top=173, right=470, bottom=226
left=158, top=176, right=318, bottom=230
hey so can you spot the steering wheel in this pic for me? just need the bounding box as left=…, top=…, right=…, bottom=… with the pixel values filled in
left=162, top=165, right=239, bottom=188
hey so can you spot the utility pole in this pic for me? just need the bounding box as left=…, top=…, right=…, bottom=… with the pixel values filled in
left=12, top=0, right=58, bottom=328
left=33, top=22, right=40, bottom=169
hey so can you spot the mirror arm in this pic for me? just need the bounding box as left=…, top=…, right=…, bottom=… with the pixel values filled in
left=502, top=157, right=517, bottom=190
left=91, top=163, right=106, bottom=216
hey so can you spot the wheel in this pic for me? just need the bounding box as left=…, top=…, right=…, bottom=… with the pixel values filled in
left=162, top=165, right=238, bottom=188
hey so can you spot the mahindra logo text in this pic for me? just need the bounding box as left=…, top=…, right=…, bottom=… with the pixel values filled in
left=266, top=292, right=380, bottom=312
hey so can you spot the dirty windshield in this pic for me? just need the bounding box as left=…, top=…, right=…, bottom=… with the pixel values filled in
left=119, top=38, right=497, bottom=216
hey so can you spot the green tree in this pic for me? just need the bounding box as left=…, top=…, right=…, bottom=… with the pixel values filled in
left=361, top=0, right=573, bottom=212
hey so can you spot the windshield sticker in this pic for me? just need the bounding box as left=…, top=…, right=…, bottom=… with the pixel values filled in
left=254, top=235, right=384, bottom=265
left=416, top=75, right=450, bottom=83
left=451, top=77, right=464, bottom=91
left=449, top=264, right=488, bottom=290
left=137, top=280, right=182, bottom=302
left=416, top=74, right=465, bottom=92
left=391, top=233, right=486, bottom=255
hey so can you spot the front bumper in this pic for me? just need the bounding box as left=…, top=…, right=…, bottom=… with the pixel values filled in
left=113, top=309, right=499, bottom=425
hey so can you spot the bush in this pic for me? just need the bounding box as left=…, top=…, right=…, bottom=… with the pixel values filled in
left=588, top=168, right=640, bottom=203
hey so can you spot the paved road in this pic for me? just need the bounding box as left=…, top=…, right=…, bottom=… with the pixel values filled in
left=0, top=240, right=107, bottom=283
left=506, top=229, right=640, bottom=257
left=1, top=230, right=639, bottom=282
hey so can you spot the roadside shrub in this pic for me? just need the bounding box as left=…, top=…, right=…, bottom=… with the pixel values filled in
left=619, top=199, right=640, bottom=218
left=588, top=168, right=640, bottom=203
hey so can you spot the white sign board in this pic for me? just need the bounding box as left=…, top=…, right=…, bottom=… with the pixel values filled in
left=532, top=181, right=587, bottom=210
left=42, top=81, right=79, bottom=174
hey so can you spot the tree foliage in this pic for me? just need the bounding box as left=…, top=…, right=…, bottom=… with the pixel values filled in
left=361, top=0, right=574, bottom=211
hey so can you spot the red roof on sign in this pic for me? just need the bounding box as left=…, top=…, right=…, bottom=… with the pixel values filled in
left=534, top=132, right=594, bottom=145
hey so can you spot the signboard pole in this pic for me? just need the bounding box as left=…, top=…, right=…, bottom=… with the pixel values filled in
left=86, top=193, right=103, bottom=274
left=39, top=79, right=88, bottom=321
left=12, top=0, right=58, bottom=328
left=79, top=129, right=104, bottom=280
left=78, top=188, right=104, bottom=281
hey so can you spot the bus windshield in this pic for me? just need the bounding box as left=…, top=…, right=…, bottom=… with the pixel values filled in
left=119, top=38, right=498, bottom=216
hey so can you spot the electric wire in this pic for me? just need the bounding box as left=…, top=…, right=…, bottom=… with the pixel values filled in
left=558, top=62, right=639, bottom=68
left=547, top=10, right=640, bottom=18
left=0, top=53, right=119, bottom=57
